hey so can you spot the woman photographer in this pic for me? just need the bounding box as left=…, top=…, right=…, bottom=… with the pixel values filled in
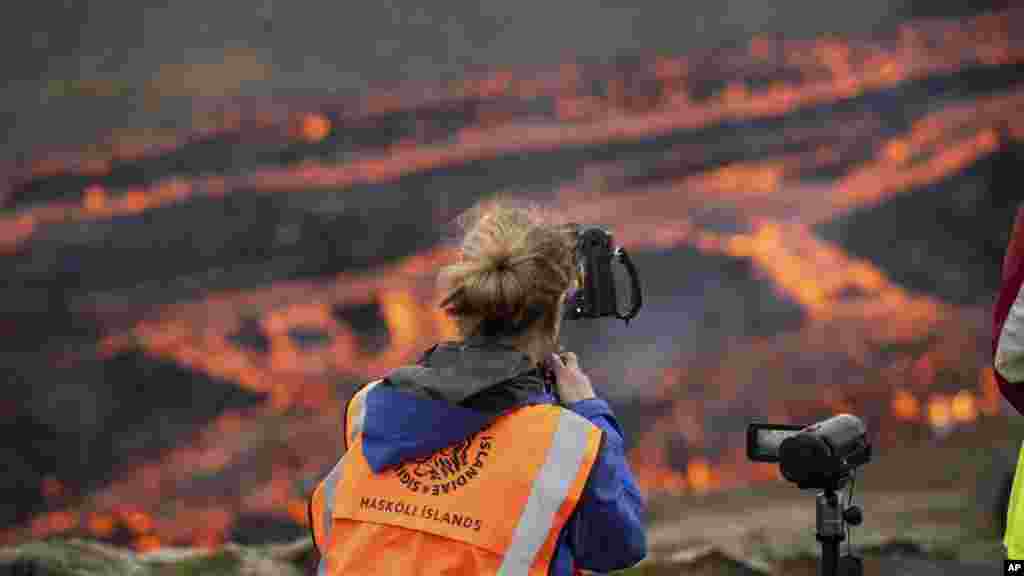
left=310, top=199, right=647, bottom=574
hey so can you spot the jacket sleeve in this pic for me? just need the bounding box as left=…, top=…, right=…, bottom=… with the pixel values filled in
left=995, top=205, right=1024, bottom=412
left=563, top=397, right=648, bottom=572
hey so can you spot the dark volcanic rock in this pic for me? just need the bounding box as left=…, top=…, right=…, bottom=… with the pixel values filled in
left=9, top=56, right=1024, bottom=212
left=227, top=317, right=271, bottom=354
left=332, top=302, right=392, bottom=356
left=0, top=350, right=264, bottom=530
left=815, top=135, right=1023, bottom=307
left=7, top=62, right=1024, bottom=318
left=229, top=515, right=308, bottom=547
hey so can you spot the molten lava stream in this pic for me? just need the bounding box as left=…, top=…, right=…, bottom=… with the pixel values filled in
left=548, top=105, right=1005, bottom=497
left=94, top=247, right=460, bottom=412
left=3, top=7, right=1021, bottom=254
left=90, top=99, right=1007, bottom=505
left=11, top=402, right=343, bottom=550
left=6, top=5, right=1021, bottom=548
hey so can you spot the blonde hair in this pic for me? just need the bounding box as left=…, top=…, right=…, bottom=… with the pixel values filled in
left=439, top=198, right=578, bottom=341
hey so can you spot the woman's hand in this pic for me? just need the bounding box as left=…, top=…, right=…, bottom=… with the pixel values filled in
left=547, top=351, right=597, bottom=404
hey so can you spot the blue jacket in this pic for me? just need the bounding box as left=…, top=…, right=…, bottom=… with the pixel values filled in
left=350, top=338, right=648, bottom=574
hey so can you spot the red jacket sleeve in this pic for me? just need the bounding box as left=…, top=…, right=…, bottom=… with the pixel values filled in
left=994, top=205, right=1024, bottom=414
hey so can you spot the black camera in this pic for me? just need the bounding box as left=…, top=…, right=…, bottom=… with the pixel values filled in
left=748, top=414, right=871, bottom=576
left=562, top=225, right=642, bottom=324
left=747, top=414, right=872, bottom=490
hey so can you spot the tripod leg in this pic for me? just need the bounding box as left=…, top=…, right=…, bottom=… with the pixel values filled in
left=817, top=489, right=844, bottom=576
left=837, top=555, right=863, bottom=576
left=819, top=536, right=841, bottom=576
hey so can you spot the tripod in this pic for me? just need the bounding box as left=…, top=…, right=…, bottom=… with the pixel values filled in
left=815, top=477, right=863, bottom=576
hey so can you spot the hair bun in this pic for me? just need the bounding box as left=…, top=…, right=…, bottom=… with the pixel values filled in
left=439, top=200, right=577, bottom=338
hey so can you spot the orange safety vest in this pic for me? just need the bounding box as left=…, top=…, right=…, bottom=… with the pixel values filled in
left=310, top=380, right=603, bottom=575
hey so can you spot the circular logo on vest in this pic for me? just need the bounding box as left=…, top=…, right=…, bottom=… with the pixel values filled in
left=395, top=430, right=494, bottom=496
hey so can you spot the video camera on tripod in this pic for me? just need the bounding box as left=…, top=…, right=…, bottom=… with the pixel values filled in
left=747, top=414, right=873, bottom=576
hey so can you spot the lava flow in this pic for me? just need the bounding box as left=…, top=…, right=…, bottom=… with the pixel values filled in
left=2, top=6, right=1022, bottom=552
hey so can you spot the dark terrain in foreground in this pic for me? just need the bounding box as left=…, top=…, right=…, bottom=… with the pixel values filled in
left=2, top=412, right=1016, bottom=575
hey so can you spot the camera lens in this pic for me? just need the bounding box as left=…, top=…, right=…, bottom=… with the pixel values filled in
left=779, top=434, right=831, bottom=486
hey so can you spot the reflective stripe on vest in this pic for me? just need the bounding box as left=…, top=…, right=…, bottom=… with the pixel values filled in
left=497, top=410, right=597, bottom=575
left=314, top=380, right=381, bottom=575
left=314, top=384, right=602, bottom=575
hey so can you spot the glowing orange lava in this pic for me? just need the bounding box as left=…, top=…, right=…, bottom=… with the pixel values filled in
left=6, top=7, right=1021, bottom=550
